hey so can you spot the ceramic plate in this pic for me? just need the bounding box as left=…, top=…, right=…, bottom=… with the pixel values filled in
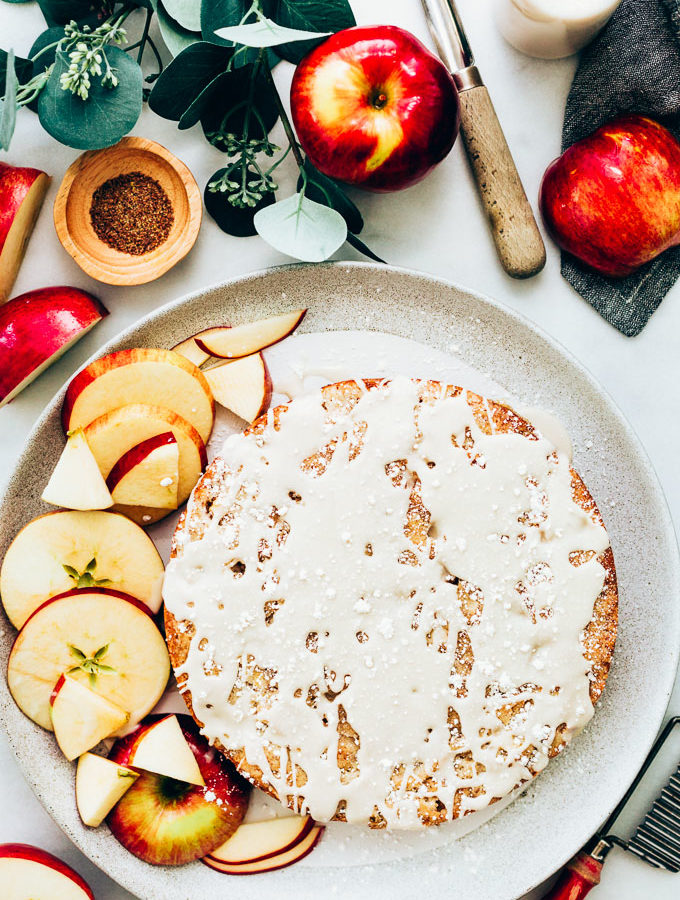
left=1, top=263, right=678, bottom=900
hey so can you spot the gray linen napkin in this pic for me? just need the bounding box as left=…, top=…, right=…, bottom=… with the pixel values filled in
left=561, top=0, right=680, bottom=336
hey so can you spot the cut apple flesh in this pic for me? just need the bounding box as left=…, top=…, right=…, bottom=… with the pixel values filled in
left=0, top=510, right=165, bottom=628
left=204, top=353, right=272, bottom=423
left=127, top=714, right=205, bottom=786
left=209, top=814, right=313, bottom=865
left=62, top=348, right=215, bottom=443
left=203, top=825, right=323, bottom=874
left=84, top=403, right=206, bottom=510
left=107, top=432, right=179, bottom=509
left=41, top=428, right=113, bottom=511
left=0, top=844, right=94, bottom=900
left=7, top=587, right=170, bottom=731
left=0, top=171, right=51, bottom=303
left=195, top=309, right=307, bottom=359
left=76, top=752, right=139, bottom=827
left=171, top=336, right=211, bottom=367
left=51, top=674, right=129, bottom=761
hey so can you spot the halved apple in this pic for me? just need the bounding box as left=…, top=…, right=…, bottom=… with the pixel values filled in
left=0, top=162, right=51, bottom=302
left=209, top=815, right=313, bottom=865
left=50, top=674, right=129, bottom=761
left=7, top=587, right=170, bottom=731
left=0, top=843, right=93, bottom=900
left=0, top=510, right=165, bottom=628
left=62, top=348, right=215, bottom=443
left=203, top=825, right=323, bottom=874
left=84, top=404, right=207, bottom=512
left=204, top=353, right=272, bottom=423
left=107, top=432, right=179, bottom=510
left=76, top=752, right=139, bottom=827
left=125, top=714, right=205, bottom=786
left=171, top=336, right=211, bottom=367
left=41, top=428, right=113, bottom=511
left=194, top=309, right=306, bottom=359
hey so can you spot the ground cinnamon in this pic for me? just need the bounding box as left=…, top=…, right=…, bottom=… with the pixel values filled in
left=90, top=171, right=174, bottom=255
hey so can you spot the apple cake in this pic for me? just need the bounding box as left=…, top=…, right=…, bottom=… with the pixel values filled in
left=163, top=378, right=617, bottom=829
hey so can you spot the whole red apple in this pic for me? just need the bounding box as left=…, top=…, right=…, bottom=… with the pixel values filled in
left=0, top=162, right=51, bottom=302
left=290, top=25, right=460, bottom=192
left=540, top=115, right=680, bottom=277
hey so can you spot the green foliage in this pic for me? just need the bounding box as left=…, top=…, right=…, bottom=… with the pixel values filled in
left=205, top=168, right=275, bottom=236
left=37, top=0, right=103, bottom=27
left=254, top=193, right=347, bottom=261
left=148, top=41, right=231, bottom=120
left=153, top=0, right=200, bottom=56
left=0, top=48, right=32, bottom=96
left=198, top=62, right=278, bottom=146
left=298, top=160, right=363, bottom=234
left=215, top=17, right=328, bottom=48
left=275, top=0, right=354, bottom=63
left=163, top=0, right=201, bottom=31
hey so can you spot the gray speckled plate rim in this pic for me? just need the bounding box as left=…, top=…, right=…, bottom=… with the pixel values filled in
left=0, top=261, right=678, bottom=900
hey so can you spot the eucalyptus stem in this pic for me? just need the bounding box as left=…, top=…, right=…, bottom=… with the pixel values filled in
left=262, top=55, right=305, bottom=172
left=136, top=8, right=152, bottom=66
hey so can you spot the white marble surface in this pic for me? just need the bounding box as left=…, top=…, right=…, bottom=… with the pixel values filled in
left=0, top=1, right=678, bottom=898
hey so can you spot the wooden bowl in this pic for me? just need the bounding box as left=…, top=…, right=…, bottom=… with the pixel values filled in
left=54, top=137, right=202, bottom=286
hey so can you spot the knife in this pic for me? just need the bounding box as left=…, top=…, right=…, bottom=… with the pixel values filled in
left=420, top=0, right=546, bottom=279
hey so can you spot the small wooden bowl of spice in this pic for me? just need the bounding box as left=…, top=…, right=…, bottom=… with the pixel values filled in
left=54, top=136, right=202, bottom=285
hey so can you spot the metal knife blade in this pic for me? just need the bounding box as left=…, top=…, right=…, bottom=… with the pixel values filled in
left=420, top=0, right=481, bottom=90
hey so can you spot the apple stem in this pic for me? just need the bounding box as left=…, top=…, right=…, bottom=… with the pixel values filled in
left=262, top=57, right=306, bottom=174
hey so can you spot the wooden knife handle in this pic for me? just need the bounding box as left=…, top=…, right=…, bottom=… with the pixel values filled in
left=541, top=852, right=603, bottom=900
left=457, top=84, right=546, bottom=279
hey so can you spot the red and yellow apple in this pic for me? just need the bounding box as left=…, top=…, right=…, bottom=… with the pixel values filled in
left=106, top=432, right=179, bottom=510
left=194, top=309, right=307, bottom=359
left=290, top=25, right=459, bottom=191
left=0, top=843, right=93, bottom=899
left=0, top=287, right=107, bottom=407
left=76, top=752, right=139, bottom=828
left=0, top=162, right=51, bottom=302
left=540, top=114, right=680, bottom=277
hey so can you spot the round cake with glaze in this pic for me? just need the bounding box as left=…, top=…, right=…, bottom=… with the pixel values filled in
left=163, top=378, right=617, bottom=829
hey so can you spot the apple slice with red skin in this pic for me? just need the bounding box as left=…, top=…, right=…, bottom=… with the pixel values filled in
left=62, top=348, right=215, bottom=443
left=0, top=843, right=93, bottom=900
left=171, top=335, right=211, bottom=367
left=107, top=432, right=179, bottom=510
left=41, top=428, right=113, bottom=511
left=50, top=673, right=129, bottom=761
left=204, top=353, right=272, bottom=423
left=0, top=509, right=165, bottom=628
left=108, top=714, right=250, bottom=866
left=0, top=162, right=51, bottom=303
left=124, top=714, right=205, bottom=786
left=76, top=752, right=139, bottom=827
left=7, top=587, right=170, bottom=731
left=0, top=287, right=108, bottom=407
left=202, top=825, right=324, bottom=874
left=194, top=309, right=306, bottom=359
left=207, top=814, right=314, bottom=866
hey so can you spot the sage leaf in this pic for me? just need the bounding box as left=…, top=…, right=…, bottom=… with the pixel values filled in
left=148, top=41, right=231, bottom=120
left=162, top=0, right=201, bottom=32
left=275, top=0, right=355, bottom=63
left=254, top=193, right=347, bottom=262
left=0, top=49, right=18, bottom=151
left=215, top=18, right=329, bottom=49
left=38, top=47, right=142, bottom=149
left=154, top=0, right=200, bottom=57
left=205, top=168, right=275, bottom=237
left=298, top=161, right=363, bottom=234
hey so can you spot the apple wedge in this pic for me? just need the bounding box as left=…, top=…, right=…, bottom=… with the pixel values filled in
left=194, top=309, right=306, bottom=359
left=203, top=825, right=323, bottom=874
left=0, top=287, right=108, bottom=407
left=76, top=752, right=139, bottom=827
left=84, top=404, right=207, bottom=512
left=125, top=714, right=205, bottom=786
left=62, top=348, right=215, bottom=443
left=41, top=428, right=113, bottom=511
left=171, top=335, right=211, bottom=367
left=208, top=815, right=313, bottom=865
left=0, top=843, right=93, bottom=900
left=0, top=162, right=51, bottom=303
left=0, top=510, right=165, bottom=628
left=204, top=353, right=272, bottom=423
left=7, top=587, right=170, bottom=731
left=50, top=674, right=129, bottom=761
left=107, top=432, right=179, bottom=510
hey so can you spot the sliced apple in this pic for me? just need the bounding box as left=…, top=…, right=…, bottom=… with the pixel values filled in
left=0, top=843, right=93, bottom=900
left=171, top=336, right=211, bottom=367
left=0, top=162, right=51, bottom=303
left=84, top=404, right=207, bottom=515
left=76, top=752, right=139, bottom=827
left=209, top=815, right=313, bottom=865
left=125, top=714, right=205, bottom=786
left=7, top=587, right=170, bottom=731
left=50, top=674, right=129, bottom=761
left=62, top=348, right=215, bottom=443
left=204, top=353, right=272, bottom=423
left=194, top=309, right=306, bottom=359
left=106, top=432, right=179, bottom=510
left=0, top=287, right=108, bottom=407
left=41, top=428, right=113, bottom=511
left=0, top=510, right=165, bottom=628
left=203, top=825, right=323, bottom=874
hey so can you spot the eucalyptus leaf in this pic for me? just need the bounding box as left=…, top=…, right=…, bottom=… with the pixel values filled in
left=148, top=41, right=231, bottom=120
left=205, top=169, right=275, bottom=236
left=0, top=49, right=32, bottom=97
left=215, top=18, right=328, bottom=49
left=2, top=1, right=34, bottom=4
left=254, top=192, right=347, bottom=262
left=298, top=161, right=363, bottom=234
left=37, top=0, right=100, bottom=26
left=154, top=0, right=200, bottom=57
left=163, top=0, right=201, bottom=31
left=346, top=232, right=386, bottom=264
left=275, top=0, right=354, bottom=63
left=201, top=0, right=279, bottom=67
left=0, top=50, right=18, bottom=151
left=38, top=46, right=142, bottom=149
left=200, top=63, right=278, bottom=146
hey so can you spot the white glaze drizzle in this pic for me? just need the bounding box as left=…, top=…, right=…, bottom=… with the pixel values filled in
left=163, top=378, right=610, bottom=829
